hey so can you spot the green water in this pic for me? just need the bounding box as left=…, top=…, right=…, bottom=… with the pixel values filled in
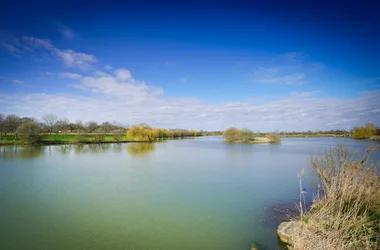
left=1, top=137, right=379, bottom=249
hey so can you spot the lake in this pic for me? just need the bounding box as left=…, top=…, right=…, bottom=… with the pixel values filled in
left=1, top=137, right=379, bottom=249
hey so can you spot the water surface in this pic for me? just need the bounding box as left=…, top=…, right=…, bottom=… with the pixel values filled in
left=1, top=137, right=379, bottom=249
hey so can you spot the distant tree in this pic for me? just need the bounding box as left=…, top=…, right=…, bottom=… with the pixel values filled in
left=86, top=121, right=99, bottom=133
left=75, top=120, right=84, bottom=133
left=4, top=114, right=21, bottom=139
left=101, top=122, right=113, bottom=134
left=42, top=114, right=57, bottom=134
left=55, top=118, right=70, bottom=134
left=16, top=121, right=41, bottom=144
left=0, top=113, right=4, bottom=140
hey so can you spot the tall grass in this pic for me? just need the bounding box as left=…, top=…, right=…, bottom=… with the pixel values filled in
left=290, top=146, right=380, bottom=250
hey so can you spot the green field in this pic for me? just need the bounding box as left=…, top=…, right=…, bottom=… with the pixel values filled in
left=0, top=134, right=131, bottom=145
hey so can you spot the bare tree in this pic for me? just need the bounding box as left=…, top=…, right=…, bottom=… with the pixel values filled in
left=101, top=122, right=113, bottom=134
left=75, top=120, right=84, bottom=133
left=5, top=114, right=22, bottom=139
left=56, top=118, right=70, bottom=135
left=42, top=114, right=57, bottom=134
left=86, top=121, right=99, bottom=133
left=0, top=113, right=4, bottom=140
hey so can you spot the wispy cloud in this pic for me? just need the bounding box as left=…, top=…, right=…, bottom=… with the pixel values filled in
left=104, top=65, right=113, bottom=71
left=361, top=77, right=380, bottom=85
left=251, top=52, right=323, bottom=86
left=22, top=36, right=97, bottom=69
left=0, top=40, right=21, bottom=54
left=54, top=23, right=76, bottom=41
left=58, top=72, right=82, bottom=79
left=1, top=35, right=97, bottom=69
left=178, top=77, right=188, bottom=84
left=12, top=79, right=23, bottom=84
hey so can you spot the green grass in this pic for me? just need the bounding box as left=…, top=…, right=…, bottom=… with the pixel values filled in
left=40, top=134, right=130, bottom=144
left=0, top=133, right=131, bottom=145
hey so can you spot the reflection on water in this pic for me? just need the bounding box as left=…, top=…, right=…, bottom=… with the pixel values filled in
left=0, top=146, right=45, bottom=159
left=1, top=137, right=379, bottom=250
left=0, top=143, right=126, bottom=159
left=126, top=143, right=155, bottom=156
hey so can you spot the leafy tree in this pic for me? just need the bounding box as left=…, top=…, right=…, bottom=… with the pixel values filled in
left=352, top=122, right=377, bottom=139
left=16, top=121, right=41, bottom=144
left=127, top=124, right=155, bottom=142
left=42, top=114, right=57, bottom=134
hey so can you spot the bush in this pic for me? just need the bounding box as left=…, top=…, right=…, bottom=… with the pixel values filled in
left=113, top=134, right=123, bottom=142
left=266, top=133, right=281, bottom=144
left=93, top=134, right=105, bottom=143
left=352, top=123, right=377, bottom=139
left=74, top=134, right=87, bottom=143
left=16, top=121, right=41, bottom=144
left=223, top=127, right=242, bottom=142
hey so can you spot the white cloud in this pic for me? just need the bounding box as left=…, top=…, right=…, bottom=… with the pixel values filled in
left=1, top=69, right=379, bottom=131
left=114, top=68, right=133, bottom=81
left=12, top=79, right=23, bottom=84
left=55, top=49, right=97, bottom=68
left=58, top=72, right=82, bottom=79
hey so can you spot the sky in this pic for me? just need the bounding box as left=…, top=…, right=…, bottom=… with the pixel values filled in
left=0, top=0, right=379, bottom=131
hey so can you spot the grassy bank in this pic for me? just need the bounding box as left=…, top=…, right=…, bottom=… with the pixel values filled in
left=0, top=133, right=203, bottom=145
left=0, top=134, right=131, bottom=145
left=286, top=146, right=380, bottom=250
left=279, top=134, right=349, bottom=138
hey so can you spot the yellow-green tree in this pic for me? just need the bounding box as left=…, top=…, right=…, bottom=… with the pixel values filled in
left=223, top=127, right=242, bottom=142
left=127, top=124, right=155, bottom=142
left=352, top=122, right=377, bottom=139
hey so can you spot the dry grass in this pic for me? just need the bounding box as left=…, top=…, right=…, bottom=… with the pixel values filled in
left=290, top=146, right=380, bottom=250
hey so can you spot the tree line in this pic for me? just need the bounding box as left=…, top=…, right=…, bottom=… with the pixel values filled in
left=0, top=113, right=222, bottom=144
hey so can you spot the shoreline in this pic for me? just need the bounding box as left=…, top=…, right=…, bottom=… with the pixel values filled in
left=0, top=136, right=202, bottom=146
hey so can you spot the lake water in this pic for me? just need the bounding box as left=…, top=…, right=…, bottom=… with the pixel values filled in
left=1, top=137, right=379, bottom=249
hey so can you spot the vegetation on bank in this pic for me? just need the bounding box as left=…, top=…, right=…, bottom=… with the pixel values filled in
left=287, top=146, right=380, bottom=250
left=0, top=113, right=224, bottom=145
left=223, top=127, right=281, bottom=144
left=351, top=122, right=379, bottom=139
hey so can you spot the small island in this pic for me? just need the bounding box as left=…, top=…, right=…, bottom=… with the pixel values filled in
left=223, top=127, right=281, bottom=144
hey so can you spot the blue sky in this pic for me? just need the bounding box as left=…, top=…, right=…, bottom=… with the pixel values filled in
left=0, top=0, right=379, bottom=131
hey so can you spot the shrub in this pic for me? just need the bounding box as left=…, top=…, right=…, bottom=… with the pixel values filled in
left=16, top=121, right=41, bottom=144
left=93, top=134, right=105, bottom=143
left=266, top=133, right=281, bottom=144
left=74, top=134, right=87, bottom=143
left=223, top=127, right=242, bottom=142
left=113, top=134, right=123, bottom=142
